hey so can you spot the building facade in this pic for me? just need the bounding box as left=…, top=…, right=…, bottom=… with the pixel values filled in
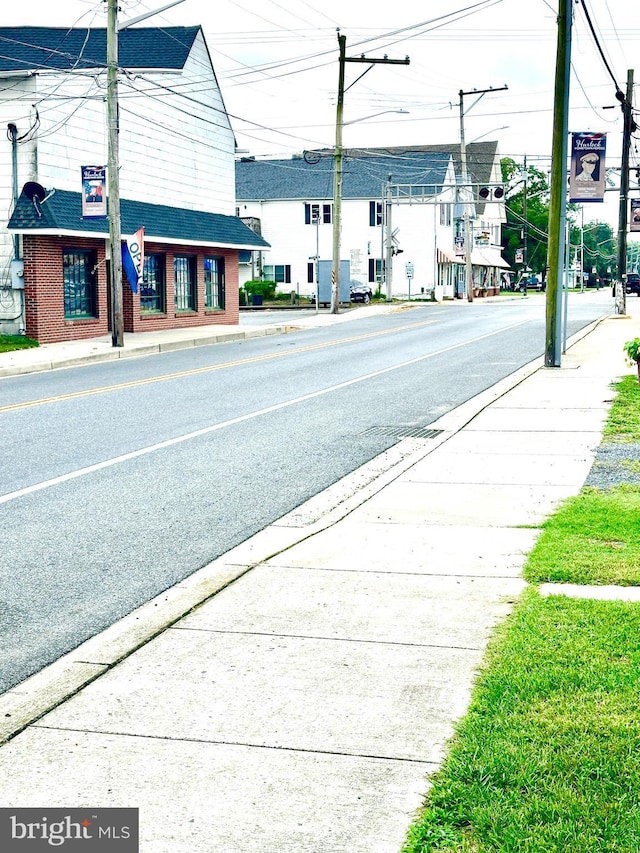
left=0, top=25, right=267, bottom=342
left=235, top=142, right=508, bottom=302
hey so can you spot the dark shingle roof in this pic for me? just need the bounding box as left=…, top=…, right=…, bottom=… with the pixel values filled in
left=235, top=151, right=452, bottom=201
left=8, top=188, right=269, bottom=249
left=355, top=142, right=500, bottom=186
left=0, top=26, right=200, bottom=73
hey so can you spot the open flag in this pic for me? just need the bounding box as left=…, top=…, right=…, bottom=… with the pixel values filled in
left=121, top=227, right=144, bottom=293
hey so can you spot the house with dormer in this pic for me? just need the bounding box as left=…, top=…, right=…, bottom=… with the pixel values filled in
left=235, top=141, right=508, bottom=301
left=0, top=25, right=268, bottom=342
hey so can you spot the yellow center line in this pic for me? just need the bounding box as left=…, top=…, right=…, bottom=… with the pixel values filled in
left=1, top=318, right=438, bottom=414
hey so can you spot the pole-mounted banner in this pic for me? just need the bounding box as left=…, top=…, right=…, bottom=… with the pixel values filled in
left=81, top=166, right=107, bottom=218
left=569, top=132, right=606, bottom=203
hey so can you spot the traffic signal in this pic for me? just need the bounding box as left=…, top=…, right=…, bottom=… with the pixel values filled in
left=478, top=185, right=505, bottom=201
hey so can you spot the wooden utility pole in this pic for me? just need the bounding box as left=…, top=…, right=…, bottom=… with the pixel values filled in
left=545, top=0, right=572, bottom=367
left=331, top=34, right=346, bottom=315
left=107, top=0, right=123, bottom=347
left=331, top=35, right=409, bottom=313
left=615, top=69, right=635, bottom=315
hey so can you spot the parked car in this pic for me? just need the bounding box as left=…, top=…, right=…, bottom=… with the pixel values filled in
left=625, top=273, right=640, bottom=296
left=350, top=284, right=373, bottom=304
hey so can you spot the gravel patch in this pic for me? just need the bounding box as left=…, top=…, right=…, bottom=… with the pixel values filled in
left=583, top=441, right=640, bottom=489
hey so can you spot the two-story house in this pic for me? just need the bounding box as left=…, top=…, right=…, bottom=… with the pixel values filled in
left=0, top=26, right=268, bottom=342
left=235, top=142, right=508, bottom=301
left=235, top=149, right=457, bottom=301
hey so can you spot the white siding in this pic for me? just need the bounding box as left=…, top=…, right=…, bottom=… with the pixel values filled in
left=29, top=31, right=235, bottom=214
left=0, top=76, right=37, bottom=305
left=238, top=158, right=460, bottom=299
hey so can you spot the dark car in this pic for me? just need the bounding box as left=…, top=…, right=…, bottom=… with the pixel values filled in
left=625, top=273, right=640, bottom=296
left=350, top=284, right=373, bottom=304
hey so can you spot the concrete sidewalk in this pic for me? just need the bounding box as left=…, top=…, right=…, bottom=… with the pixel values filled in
left=0, top=302, right=638, bottom=852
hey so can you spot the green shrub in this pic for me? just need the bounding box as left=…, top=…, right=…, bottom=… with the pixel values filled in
left=244, top=280, right=277, bottom=300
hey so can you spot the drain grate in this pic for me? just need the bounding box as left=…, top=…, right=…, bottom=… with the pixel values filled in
left=361, top=425, right=444, bottom=440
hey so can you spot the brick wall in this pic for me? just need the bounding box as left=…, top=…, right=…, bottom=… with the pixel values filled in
left=24, top=236, right=240, bottom=344
left=24, top=235, right=108, bottom=343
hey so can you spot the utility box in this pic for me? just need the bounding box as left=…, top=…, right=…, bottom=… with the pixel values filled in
left=317, top=260, right=351, bottom=306
left=10, top=259, right=24, bottom=289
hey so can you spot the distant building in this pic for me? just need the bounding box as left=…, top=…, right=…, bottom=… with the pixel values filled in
left=235, top=141, right=508, bottom=301
left=0, top=26, right=268, bottom=342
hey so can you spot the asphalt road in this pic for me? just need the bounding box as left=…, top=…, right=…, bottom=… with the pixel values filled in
left=0, top=293, right=612, bottom=692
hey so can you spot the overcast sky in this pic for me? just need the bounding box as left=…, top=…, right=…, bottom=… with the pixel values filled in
left=3, top=0, right=639, bottom=229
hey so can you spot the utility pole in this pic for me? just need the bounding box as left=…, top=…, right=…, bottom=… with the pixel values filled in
left=523, top=154, right=528, bottom=279
left=545, top=0, right=572, bottom=367
left=384, top=178, right=393, bottom=300
left=458, top=85, right=508, bottom=302
left=615, top=69, right=635, bottom=316
left=331, top=34, right=409, bottom=313
left=107, top=0, right=123, bottom=347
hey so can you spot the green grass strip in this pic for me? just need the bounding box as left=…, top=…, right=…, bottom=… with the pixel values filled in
left=402, top=590, right=640, bottom=853
left=0, top=334, right=38, bottom=353
left=603, top=374, right=640, bottom=442
left=523, top=484, right=640, bottom=585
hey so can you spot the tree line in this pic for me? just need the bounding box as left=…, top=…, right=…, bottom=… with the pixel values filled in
left=500, top=157, right=620, bottom=285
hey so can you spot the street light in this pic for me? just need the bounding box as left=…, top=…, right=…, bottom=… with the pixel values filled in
left=343, top=109, right=409, bottom=126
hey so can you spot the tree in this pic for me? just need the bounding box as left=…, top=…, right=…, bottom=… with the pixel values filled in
left=569, top=220, right=617, bottom=285
left=500, top=158, right=551, bottom=279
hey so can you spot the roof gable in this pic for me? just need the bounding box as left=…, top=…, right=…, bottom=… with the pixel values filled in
left=236, top=151, right=452, bottom=201
left=0, top=26, right=201, bottom=73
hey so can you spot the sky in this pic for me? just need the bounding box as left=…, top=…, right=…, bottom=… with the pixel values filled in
left=2, top=0, right=639, bottom=231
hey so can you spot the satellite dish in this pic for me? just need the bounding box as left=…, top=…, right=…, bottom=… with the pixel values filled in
left=22, top=182, right=47, bottom=202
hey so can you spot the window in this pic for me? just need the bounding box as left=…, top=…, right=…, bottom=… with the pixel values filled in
left=305, top=203, right=332, bottom=224
left=368, top=258, right=385, bottom=284
left=439, top=204, right=452, bottom=226
left=369, top=201, right=383, bottom=226
left=204, top=256, right=225, bottom=310
left=174, top=255, right=197, bottom=311
left=141, top=254, right=165, bottom=313
left=63, top=249, right=97, bottom=318
left=274, top=265, right=291, bottom=284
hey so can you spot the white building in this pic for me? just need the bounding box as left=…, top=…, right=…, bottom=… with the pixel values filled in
left=235, top=142, right=508, bottom=302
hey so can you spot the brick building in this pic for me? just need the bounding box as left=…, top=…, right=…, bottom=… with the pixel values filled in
left=0, top=25, right=268, bottom=342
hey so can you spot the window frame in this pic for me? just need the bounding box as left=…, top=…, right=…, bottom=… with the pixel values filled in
left=63, top=248, right=97, bottom=318
left=274, top=264, right=291, bottom=285
left=140, top=253, right=166, bottom=314
left=204, top=255, right=226, bottom=310
left=174, top=255, right=197, bottom=312
left=369, top=201, right=383, bottom=227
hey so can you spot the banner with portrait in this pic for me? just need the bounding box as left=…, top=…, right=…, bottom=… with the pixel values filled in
left=81, top=165, right=107, bottom=218
left=569, top=133, right=606, bottom=203
left=631, top=199, right=640, bottom=232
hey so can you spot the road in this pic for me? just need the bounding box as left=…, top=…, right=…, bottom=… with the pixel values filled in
left=0, top=293, right=612, bottom=692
